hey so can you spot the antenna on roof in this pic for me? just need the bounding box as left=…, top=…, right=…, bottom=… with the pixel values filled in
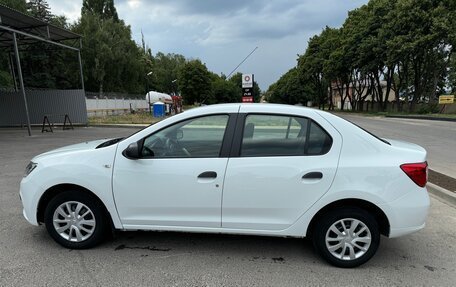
left=226, top=46, right=258, bottom=79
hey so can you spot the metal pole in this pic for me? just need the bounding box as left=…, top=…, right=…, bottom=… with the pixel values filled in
left=8, top=52, right=18, bottom=91
left=13, top=32, right=32, bottom=136
left=77, top=50, right=85, bottom=91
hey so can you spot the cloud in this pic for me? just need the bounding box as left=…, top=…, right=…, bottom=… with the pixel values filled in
left=47, top=0, right=81, bottom=22
left=47, top=0, right=368, bottom=90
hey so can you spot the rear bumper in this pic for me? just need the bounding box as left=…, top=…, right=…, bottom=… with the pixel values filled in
left=390, top=223, right=426, bottom=238
left=380, top=187, right=430, bottom=238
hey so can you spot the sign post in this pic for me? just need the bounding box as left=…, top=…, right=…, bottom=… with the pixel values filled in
left=438, top=95, right=454, bottom=113
left=242, top=74, right=254, bottom=103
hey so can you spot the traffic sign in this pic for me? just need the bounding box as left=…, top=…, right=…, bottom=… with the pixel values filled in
left=242, top=74, right=253, bottom=88
left=242, top=96, right=253, bottom=103
left=439, top=95, right=454, bottom=104
left=242, top=74, right=254, bottom=103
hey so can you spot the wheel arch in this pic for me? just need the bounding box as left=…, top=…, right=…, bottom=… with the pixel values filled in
left=306, top=198, right=390, bottom=237
left=37, top=183, right=115, bottom=231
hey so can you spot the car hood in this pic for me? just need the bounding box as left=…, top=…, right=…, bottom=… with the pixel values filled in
left=32, top=139, right=113, bottom=161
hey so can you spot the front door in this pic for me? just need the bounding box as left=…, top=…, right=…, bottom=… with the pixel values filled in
left=113, top=114, right=231, bottom=228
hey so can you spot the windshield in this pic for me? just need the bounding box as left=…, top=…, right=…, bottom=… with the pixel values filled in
left=96, top=122, right=156, bottom=149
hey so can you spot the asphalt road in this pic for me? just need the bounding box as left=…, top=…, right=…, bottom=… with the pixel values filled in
left=337, top=114, right=456, bottom=179
left=0, top=126, right=455, bottom=286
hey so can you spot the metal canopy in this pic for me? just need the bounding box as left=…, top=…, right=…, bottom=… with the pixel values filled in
left=0, top=4, right=81, bottom=48
left=0, top=4, right=84, bottom=136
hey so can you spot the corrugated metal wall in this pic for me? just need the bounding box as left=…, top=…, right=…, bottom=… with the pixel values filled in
left=0, top=89, right=88, bottom=126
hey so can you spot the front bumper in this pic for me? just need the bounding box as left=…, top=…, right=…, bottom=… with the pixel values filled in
left=19, top=178, right=40, bottom=226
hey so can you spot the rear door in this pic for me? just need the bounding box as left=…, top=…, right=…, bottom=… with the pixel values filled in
left=222, top=107, right=342, bottom=230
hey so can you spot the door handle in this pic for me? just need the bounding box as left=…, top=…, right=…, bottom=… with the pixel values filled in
left=198, top=171, right=217, bottom=179
left=302, top=172, right=323, bottom=180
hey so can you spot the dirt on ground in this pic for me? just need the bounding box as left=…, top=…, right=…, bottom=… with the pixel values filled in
left=429, top=169, right=456, bottom=192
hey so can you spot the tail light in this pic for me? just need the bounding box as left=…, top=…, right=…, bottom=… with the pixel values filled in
left=400, top=162, right=428, bottom=187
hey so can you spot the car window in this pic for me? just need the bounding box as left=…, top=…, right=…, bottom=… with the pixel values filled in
left=142, top=114, right=229, bottom=158
left=240, top=114, right=332, bottom=157
left=241, top=114, right=308, bottom=157
left=306, top=121, right=333, bottom=155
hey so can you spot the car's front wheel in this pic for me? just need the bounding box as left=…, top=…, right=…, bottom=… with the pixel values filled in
left=312, top=207, right=380, bottom=268
left=44, top=191, right=108, bottom=249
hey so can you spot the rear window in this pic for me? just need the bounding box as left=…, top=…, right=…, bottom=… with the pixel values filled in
left=240, top=114, right=332, bottom=157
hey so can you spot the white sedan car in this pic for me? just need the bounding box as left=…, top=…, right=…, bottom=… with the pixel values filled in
left=20, top=104, right=430, bottom=267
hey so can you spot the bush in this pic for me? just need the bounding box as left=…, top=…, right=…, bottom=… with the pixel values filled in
left=417, top=103, right=439, bottom=114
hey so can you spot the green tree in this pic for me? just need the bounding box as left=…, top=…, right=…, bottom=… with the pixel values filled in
left=386, top=0, right=451, bottom=112
left=149, top=52, right=186, bottom=94
left=177, top=59, right=212, bottom=105
left=266, top=68, right=310, bottom=105
left=49, top=15, right=69, bottom=28
left=81, top=0, right=118, bottom=21
left=0, top=68, right=13, bottom=89
left=27, top=0, right=51, bottom=21
left=323, top=27, right=354, bottom=110
left=211, top=74, right=239, bottom=103
left=0, top=0, right=27, bottom=12
left=297, top=27, right=335, bottom=109
left=73, top=12, right=144, bottom=94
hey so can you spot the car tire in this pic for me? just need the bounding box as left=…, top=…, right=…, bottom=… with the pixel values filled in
left=44, top=191, right=108, bottom=249
left=312, top=207, right=380, bottom=268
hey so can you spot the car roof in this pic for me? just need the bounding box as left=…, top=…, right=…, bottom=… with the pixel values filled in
left=185, top=103, right=317, bottom=116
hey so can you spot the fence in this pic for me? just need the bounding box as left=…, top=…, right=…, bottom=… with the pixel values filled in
left=85, top=91, right=145, bottom=100
left=85, top=97, right=149, bottom=117
left=0, top=89, right=87, bottom=126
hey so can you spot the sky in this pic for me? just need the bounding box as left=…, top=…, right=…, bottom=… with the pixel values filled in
left=47, top=0, right=368, bottom=91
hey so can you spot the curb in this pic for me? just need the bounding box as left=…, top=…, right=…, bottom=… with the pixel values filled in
left=89, top=124, right=148, bottom=129
left=427, top=182, right=456, bottom=207
left=385, top=115, right=456, bottom=122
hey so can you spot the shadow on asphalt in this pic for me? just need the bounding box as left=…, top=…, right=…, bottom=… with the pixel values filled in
left=30, top=223, right=415, bottom=269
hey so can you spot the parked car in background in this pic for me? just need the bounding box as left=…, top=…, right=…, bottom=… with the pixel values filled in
left=20, top=103, right=429, bottom=267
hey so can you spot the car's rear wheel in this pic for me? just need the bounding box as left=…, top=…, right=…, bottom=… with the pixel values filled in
left=44, top=191, right=108, bottom=249
left=312, top=207, right=380, bottom=268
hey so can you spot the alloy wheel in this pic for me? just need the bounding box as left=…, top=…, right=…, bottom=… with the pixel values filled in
left=52, top=201, right=96, bottom=242
left=325, top=218, right=372, bottom=261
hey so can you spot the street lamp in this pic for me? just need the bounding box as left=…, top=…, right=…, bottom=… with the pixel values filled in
left=146, top=71, right=153, bottom=112
left=171, top=79, right=177, bottom=96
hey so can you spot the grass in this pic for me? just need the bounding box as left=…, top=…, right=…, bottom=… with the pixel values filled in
left=88, top=112, right=164, bottom=125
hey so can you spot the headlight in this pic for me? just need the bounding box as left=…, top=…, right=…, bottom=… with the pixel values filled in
left=24, top=162, right=37, bottom=177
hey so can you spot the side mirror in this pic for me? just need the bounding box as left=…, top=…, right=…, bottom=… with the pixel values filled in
left=123, top=142, right=141, bottom=159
